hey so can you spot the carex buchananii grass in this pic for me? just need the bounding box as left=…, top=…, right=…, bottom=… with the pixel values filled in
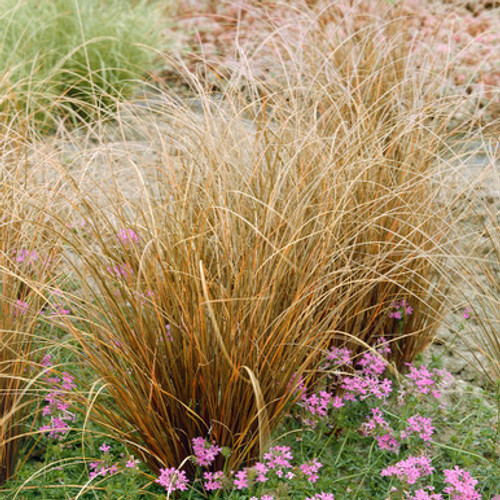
left=0, top=131, right=62, bottom=485
left=44, top=9, right=471, bottom=478
left=252, top=9, right=462, bottom=368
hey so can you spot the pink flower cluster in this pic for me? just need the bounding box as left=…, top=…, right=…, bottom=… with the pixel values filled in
left=361, top=407, right=400, bottom=453
left=263, top=445, right=293, bottom=478
left=89, top=459, right=118, bottom=479
left=107, top=263, right=133, bottom=278
left=381, top=455, right=434, bottom=485
left=407, top=487, right=444, bottom=499
left=156, top=467, right=189, bottom=493
left=302, top=391, right=343, bottom=418
left=298, top=339, right=394, bottom=426
left=88, top=445, right=139, bottom=481
left=341, top=349, right=392, bottom=402
left=299, top=458, right=323, bottom=483
left=402, top=415, right=435, bottom=443
left=251, top=448, right=323, bottom=485
left=403, top=364, right=451, bottom=400
left=389, top=299, right=414, bottom=320
left=156, top=437, right=325, bottom=494
left=443, top=466, right=482, bottom=500
left=387, top=465, right=483, bottom=499
left=39, top=355, right=76, bottom=439
left=13, top=248, right=53, bottom=271
left=192, top=436, right=222, bottom=467
left=325, top=347, right=352, bottom=368
left=306, top=494, right=335, bottom=500
left=233, top=469, right=249, bottom=490
left=14, top=299, right=28, bottom=316
left=14, top=249, right=39, bottom=265
left=203, top=470, right=225, bottom=490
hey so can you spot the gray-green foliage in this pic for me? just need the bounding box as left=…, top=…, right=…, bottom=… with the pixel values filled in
left=0, top=0, right=164, bottom=123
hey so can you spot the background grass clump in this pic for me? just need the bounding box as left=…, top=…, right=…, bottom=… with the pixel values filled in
left=0, top=0, right=163, bottom=126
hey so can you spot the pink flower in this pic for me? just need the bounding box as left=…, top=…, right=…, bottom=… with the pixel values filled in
left=253, top=462, right=268, bottom=483
left=203, top=471, right=224, bottom=491
left=402, top=415, right=435, bottom=442
left=462, top=307, right=472, bottom=320
left=41, top=354, right=52, bottom=367
left=156, top=467, right=189, bottom=493
left=361, top=408, right=400, bottom=453
left=192, top=437, right=222, bottom=467
left=381, top=455, right=434, bottom=485
left=389, top=300, right=413, bottom=320
left=14, top=300, right=28, bottom=316
left=263, top=445, right=293, bottom=477
left=376, top=433, right=400, bottom=453
left=165, top=323, right=173, bottom=342
left=326, top=347, right=352, bottom=367
left=302, top=391, right=332, bottom=417
left=332, top=396, right=344, bottom=408
left=117, top=229, right=139, bottom=245
left=99, top=443, right=111, bottom=454
left=405, top=365, right=436, bottom=395
left=408, top=488, right=443, bottom=500
left=61, top=373, right=76, bottom=391
left=443, top=467, right=482, bottom=500
left=300, top=458, right=322, bottom=483
left=40, top=417, right=70, bottom=439
left=307, top=495, right=335, bottom=500
left=288, top=372, right=306, bottom=396
left=233, top=470, right=248, bottom=489
left=50, top=304, right=70, bottom=316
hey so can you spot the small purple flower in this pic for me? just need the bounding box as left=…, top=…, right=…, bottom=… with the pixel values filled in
left=99, top=443, right=111, bottom=454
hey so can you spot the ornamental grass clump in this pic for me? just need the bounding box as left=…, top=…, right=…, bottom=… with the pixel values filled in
left=255, top=11, right=459, bottom=368
left=0, top=137, right=61, bottom=484
left=49, top=7, right=465, bottom=482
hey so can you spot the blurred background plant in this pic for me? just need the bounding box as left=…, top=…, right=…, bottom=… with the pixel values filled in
left=0, top=0, right=165, bottom=128
left=169, top=0, right=499, bottom=127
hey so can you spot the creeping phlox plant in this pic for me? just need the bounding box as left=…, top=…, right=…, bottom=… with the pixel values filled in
left=155, top=437, right=333, bottom=498
left=88, top=442, right=139, bottom=481
left=289, top=326, right=489, bottom=499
